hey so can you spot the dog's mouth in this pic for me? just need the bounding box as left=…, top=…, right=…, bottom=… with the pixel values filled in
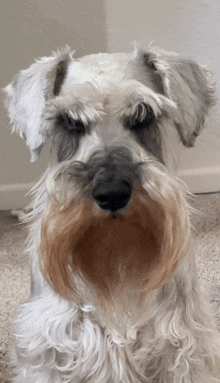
left=69, top=194, right=162, bottom=297
left=112, top=211, right=117, bottom=219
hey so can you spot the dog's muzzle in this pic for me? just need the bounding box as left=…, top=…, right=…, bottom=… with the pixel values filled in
left=92, top=178, right=132, bottom=212
left=51, top=147, right=139, bottom=212
left=83, top=147, right=138, bottom=213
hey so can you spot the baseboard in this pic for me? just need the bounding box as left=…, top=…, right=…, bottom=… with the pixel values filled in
left=178, top=167, right=220, bottom=194
left=0, top=182, right=35, bottom=210
left=1, top=168, right=220, bottom=211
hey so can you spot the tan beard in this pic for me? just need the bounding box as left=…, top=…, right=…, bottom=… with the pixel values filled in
left=40, top=187, right=188, bottom=301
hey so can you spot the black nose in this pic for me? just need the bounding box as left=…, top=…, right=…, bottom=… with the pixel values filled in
left=92, top=179, right=132, bottom=212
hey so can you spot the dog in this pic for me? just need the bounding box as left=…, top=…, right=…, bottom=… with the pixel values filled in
left=4, top=44, right=220, bottom=383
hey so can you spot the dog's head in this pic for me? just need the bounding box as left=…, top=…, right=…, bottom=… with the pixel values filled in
left=4, top=45, right=215, bottom=300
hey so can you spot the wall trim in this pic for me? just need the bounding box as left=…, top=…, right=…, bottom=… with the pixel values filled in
left=0, top=182, right=35, bottom=211
left=1, top=168, right=220, bottom=211
left=178, top=167, right=220, bottom=194
left=0, top=182, right=35, bottom=193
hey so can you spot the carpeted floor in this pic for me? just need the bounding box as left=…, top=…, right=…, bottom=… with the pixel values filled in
left=0, top=193, right=220, bottom=382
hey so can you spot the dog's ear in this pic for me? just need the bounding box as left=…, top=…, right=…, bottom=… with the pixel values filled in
left=136, top=47, right=215, bottom=147
left=3, top=46, right=73, bottom=161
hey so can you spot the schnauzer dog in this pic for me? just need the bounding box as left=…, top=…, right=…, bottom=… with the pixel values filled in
left=4, top=44, right=220, bottom=382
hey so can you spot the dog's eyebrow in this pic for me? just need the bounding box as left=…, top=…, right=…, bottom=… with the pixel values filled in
left=53, top=59, right=69, bottom=96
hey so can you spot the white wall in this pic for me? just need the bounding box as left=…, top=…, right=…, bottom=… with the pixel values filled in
left=104, top=0, right=220, bottom=193
left=0, top=0, right=107, bottom=209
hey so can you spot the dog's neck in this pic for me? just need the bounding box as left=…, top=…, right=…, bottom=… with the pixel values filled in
left=76, top=278, right=158, bottom=338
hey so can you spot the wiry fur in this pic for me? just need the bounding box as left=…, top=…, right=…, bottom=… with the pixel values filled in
left=4, top=44, right=220, bottom=382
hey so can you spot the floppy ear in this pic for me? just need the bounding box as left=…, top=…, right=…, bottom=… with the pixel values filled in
left=3, top=46, right=73, bottom=161
left=136, top=46, right=215, bottom=147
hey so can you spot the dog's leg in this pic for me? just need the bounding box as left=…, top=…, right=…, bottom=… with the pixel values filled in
left=11, top=285, right=114, bottom=383
left=12, top=363, right=62, bottom=383
left=11, top=290, right=70, bottom=382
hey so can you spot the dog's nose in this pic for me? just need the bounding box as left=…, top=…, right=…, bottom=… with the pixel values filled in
left=92, top=179, right=132, bottom=212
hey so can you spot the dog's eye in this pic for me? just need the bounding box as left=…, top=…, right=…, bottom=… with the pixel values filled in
left=127, top=103, right=155, bottom=131
left=57, top=114, right=86, bottom=135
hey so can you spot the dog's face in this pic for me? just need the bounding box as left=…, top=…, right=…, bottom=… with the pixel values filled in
left=4, top=45, right=214, bottom=300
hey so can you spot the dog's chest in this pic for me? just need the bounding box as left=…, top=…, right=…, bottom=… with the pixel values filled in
left=90, top=289, right=156, bottom=340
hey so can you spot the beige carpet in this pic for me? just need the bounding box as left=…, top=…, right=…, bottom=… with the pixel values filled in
left=0, top=193, right=220, bottom=382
